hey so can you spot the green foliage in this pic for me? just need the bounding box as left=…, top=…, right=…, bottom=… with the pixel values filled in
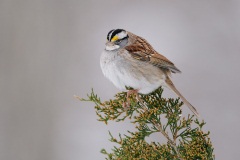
left=78, top=87, right=215, bottom=160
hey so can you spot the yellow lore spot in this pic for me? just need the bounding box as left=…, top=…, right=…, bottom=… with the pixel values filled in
left=111, top=35, right=119, bottom=42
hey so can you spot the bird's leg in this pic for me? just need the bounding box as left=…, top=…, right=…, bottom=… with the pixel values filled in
left=123, top=89, right=139, bottom=110
left=127, top=89, right=139, bottom=100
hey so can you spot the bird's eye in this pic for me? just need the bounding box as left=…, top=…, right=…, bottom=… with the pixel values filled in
left=115, top=40, right=122, bottom=44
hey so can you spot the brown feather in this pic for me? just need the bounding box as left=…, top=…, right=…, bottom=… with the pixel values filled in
left=125, top=35, right=181, bottom=73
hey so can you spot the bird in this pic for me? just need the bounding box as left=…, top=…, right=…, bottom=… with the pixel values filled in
left=100, top=29, right=199, bottom=117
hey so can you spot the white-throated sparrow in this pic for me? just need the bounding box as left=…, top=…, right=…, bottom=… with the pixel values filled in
left=100, top=29, right=199, bottom=117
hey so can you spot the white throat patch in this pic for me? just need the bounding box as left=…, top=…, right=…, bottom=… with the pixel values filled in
left=105, top=45, right=120, bottom=51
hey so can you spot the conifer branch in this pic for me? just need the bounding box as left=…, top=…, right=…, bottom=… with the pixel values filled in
left=77, top=87, right=215, bottom=159
left=135, top=96, right=182, bottom=159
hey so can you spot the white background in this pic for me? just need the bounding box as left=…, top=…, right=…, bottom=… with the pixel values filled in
left=0, top=0, right=239, bottom=159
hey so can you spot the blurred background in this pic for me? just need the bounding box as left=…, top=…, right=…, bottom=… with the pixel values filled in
left=0, top=0, right=240, bottom=159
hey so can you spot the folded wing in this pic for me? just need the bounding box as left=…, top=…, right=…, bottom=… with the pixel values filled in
left=125, top=36, right=181, bottom=73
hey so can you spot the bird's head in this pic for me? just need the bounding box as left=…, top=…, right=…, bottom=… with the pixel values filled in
left=105, top=29, right=129, bottom=51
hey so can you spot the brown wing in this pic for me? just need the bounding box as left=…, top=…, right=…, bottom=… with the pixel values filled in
left=125, top=36, right=181, bottom=73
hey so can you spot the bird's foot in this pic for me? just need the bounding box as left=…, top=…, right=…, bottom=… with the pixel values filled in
left=122, top=101, right=129, bottom=111
left=122, top=89, right=139, bottom=111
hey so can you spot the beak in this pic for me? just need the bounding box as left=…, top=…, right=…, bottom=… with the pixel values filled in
left=105, top=42, right=119, bottom=51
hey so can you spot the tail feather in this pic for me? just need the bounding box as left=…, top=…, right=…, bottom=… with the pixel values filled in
left=165, top=77, right=200, bottom=117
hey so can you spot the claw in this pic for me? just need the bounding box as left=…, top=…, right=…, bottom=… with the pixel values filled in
left=122, top=89, right=139, bottom=110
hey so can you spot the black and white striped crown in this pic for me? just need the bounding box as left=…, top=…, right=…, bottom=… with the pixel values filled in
left=107, top=29, right=128, bottom=42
